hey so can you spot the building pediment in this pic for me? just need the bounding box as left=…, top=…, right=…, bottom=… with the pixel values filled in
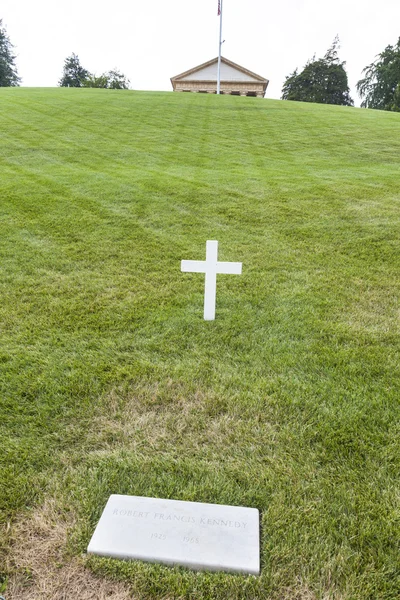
left=171, top=57, right=268, bottom=85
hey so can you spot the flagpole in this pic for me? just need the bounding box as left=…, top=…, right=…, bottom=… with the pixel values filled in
left=217, top=0, right=223, bottom=94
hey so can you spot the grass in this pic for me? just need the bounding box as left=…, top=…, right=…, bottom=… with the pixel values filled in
left=0, top=87, right=399, bottom=599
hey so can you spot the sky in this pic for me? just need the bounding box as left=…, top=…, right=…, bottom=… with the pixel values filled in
left=2, top=0, right=400, bottom=104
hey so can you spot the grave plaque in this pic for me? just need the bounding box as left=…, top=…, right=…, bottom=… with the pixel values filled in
left=87, top=494, right=260, bottom=575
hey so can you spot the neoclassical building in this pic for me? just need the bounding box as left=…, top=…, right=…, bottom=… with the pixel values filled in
left=171, top=57, right=269, bottom=98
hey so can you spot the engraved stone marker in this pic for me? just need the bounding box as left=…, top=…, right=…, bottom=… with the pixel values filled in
left=87, top=494, right=260, bottom=575
left=181, top=240, right=242, bottom=320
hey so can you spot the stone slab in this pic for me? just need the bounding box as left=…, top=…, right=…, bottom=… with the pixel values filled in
left=87, top=494, right=260, bottom=575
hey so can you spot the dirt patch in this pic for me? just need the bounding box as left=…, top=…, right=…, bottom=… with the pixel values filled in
left=5, top=500, right=133, bottom=600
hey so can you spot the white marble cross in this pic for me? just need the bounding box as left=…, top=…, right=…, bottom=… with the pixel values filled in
left=181, top=240, right=242, bottom=320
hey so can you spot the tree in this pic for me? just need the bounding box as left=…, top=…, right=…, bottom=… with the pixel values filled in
left=59, top=53, right=91, bottom=87
left=392, top=83, right=400, bottom=112
left=357, top=38, right=400, bottom=111
left=82, top=73, right=109, bottom=88
left=0, top=19, right=20, bottom=86
left=83, top=69, right=130, bottom=89
left=106, top=69, right=130, bottom=89
left=282, top=37, right=353, bottom=106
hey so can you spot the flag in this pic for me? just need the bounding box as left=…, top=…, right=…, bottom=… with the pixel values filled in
left=218, top=0, right=221, bottom=16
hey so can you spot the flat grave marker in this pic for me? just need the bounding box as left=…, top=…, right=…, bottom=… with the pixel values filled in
left=87, top=494, right=260, bottom=575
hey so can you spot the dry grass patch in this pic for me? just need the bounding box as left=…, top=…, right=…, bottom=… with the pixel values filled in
left=277, top=587, right=318, bottom=600
left=343, top=281, right=400, bottom=336
left=90, top=382, right=276, bottom=462
left=6, top=500, right=133, bottom=600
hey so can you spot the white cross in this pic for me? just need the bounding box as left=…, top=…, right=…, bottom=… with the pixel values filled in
left=181, top=240, right=242, bottom=320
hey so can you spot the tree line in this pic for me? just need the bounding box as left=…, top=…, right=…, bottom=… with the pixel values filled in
left=58, top=54, right=129, bottom=89
left=1, top=19, right=400, bottom=110
left=282, top=36, right=400, bottom=111
left=0, top=20, right=129, bottom=90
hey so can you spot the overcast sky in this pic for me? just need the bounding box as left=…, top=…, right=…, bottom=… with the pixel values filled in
left=2, top=0, right=400, bottom=104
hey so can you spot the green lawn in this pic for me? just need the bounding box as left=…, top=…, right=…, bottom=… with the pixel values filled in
left=0, top=88, right=399, bottom=599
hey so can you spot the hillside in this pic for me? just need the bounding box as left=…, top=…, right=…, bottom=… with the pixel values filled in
left=0, top=88, right=399, bottom=599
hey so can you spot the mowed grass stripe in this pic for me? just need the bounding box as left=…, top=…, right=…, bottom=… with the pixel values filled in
left=0, top=88, right=399, bottom=599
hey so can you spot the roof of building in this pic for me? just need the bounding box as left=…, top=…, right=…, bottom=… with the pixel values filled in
left=171, top=57, right=268, bottom=85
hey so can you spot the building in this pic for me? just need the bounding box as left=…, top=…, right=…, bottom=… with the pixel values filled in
left=171, top=57, right=269, bottom=98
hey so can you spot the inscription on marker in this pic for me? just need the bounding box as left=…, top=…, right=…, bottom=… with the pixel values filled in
left=88, top=494, right=260, bottom=575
